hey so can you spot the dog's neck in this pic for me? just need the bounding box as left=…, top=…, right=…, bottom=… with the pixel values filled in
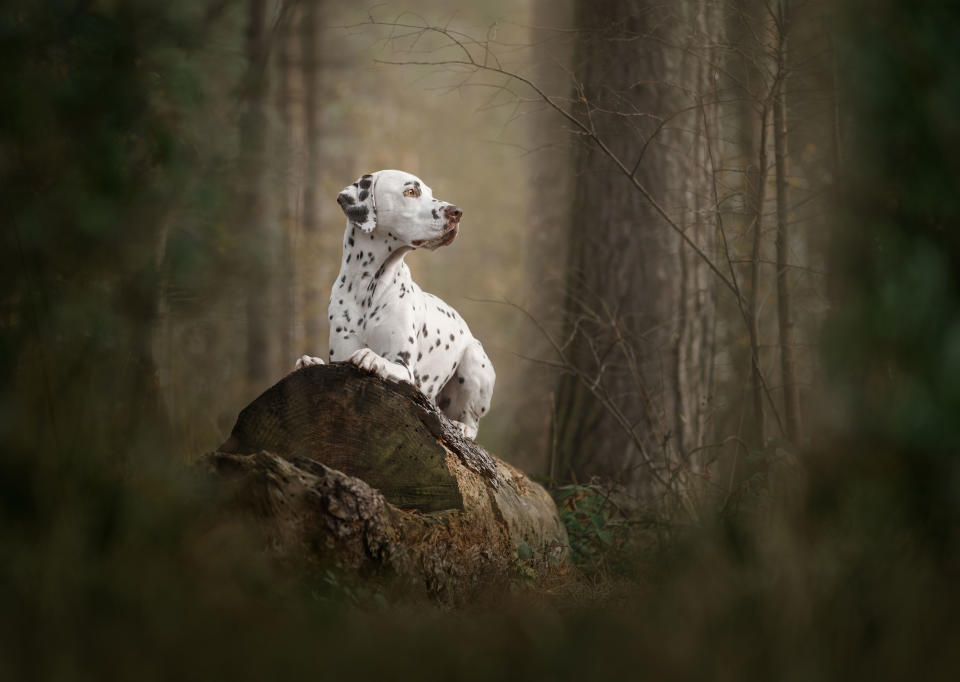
left=336, top=224, right=413, bottom=308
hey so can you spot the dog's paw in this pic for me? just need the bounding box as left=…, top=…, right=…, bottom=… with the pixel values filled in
left=295, top=355, right=325, bottom=370
left=348, top=348, right=412, bottom=384
left=450, top=419, right=478, bottom=440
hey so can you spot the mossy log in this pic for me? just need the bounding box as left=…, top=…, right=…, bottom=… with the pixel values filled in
left=201, top=363, right=568, bottom=601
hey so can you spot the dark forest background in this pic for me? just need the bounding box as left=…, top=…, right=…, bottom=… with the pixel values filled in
left=3, top=0, right=960, bottom=679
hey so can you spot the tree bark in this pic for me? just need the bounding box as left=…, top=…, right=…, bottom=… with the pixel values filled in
left=204, top=364, right=568, bottom=603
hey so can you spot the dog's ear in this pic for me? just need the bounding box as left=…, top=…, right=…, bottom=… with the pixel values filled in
left=337, top=173, right=377, bottom=233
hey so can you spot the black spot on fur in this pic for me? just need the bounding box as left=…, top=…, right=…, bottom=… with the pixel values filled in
left=359, top=178, right=372, bottom=190
left=345, top=205, right=368, bottom=224
left=458, top=376, right=464, bottom=384
left=438, top=396, right=451, bottom=410
left=358, top=189, right=369, bottom=201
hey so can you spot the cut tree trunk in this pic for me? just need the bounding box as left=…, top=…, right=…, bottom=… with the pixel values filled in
left=201, top=363, right=568, bottom=603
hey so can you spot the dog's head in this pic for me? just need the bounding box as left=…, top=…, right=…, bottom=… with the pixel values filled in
left=336, top=170, right=462, bottom=250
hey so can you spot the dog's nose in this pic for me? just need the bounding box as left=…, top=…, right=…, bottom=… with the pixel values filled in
left=444, top=205, right=462, bottom=222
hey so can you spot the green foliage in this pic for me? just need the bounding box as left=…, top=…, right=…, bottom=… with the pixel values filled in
left=554, top=484, right=620, bottom=565
left=0, top=0, right=243, bottom=462
left=824, top=0, right=960, bottom=542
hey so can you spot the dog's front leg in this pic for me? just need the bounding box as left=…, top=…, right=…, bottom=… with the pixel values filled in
left=348, top=348, right=414, bottom=385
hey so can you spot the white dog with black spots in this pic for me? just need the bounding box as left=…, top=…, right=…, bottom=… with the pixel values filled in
left=296, top=169, right=495, bottom=440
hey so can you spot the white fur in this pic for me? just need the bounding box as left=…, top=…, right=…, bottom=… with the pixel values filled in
left=296, top=170, right=495, bottom=439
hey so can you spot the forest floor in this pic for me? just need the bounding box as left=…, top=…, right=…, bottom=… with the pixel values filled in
left=5, top=444, right=958, bottom=681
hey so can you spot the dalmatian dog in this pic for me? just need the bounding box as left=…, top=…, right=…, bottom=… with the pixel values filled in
left=295, top=170, right=495, bottom=440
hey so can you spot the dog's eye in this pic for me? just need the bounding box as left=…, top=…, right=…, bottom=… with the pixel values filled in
left=403, top=187, right=420, bottom=198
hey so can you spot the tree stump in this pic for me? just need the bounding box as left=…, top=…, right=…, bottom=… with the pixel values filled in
left=200, top=363, right=568, bottom=601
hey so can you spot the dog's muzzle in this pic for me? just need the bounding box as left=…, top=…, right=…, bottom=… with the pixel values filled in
left=438, top=204, right=462, bottom=246
left=413, top=204, right=462, bottom=249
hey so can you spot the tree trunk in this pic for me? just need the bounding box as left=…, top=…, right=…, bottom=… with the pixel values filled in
left=554, top=0, right=720, bottom=495
left=240, top=0, right=271, bottom=387
left=774, top=0, right=802, bottom=443
left=747, top=104, right=770, bottom=448
left=204, top=364, right=568, bottom=603
left=727, top=0, right=778, bottom=451
left=300, top=1, right=323, bottom=353
left=274, top=1, right=296, bottom=374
